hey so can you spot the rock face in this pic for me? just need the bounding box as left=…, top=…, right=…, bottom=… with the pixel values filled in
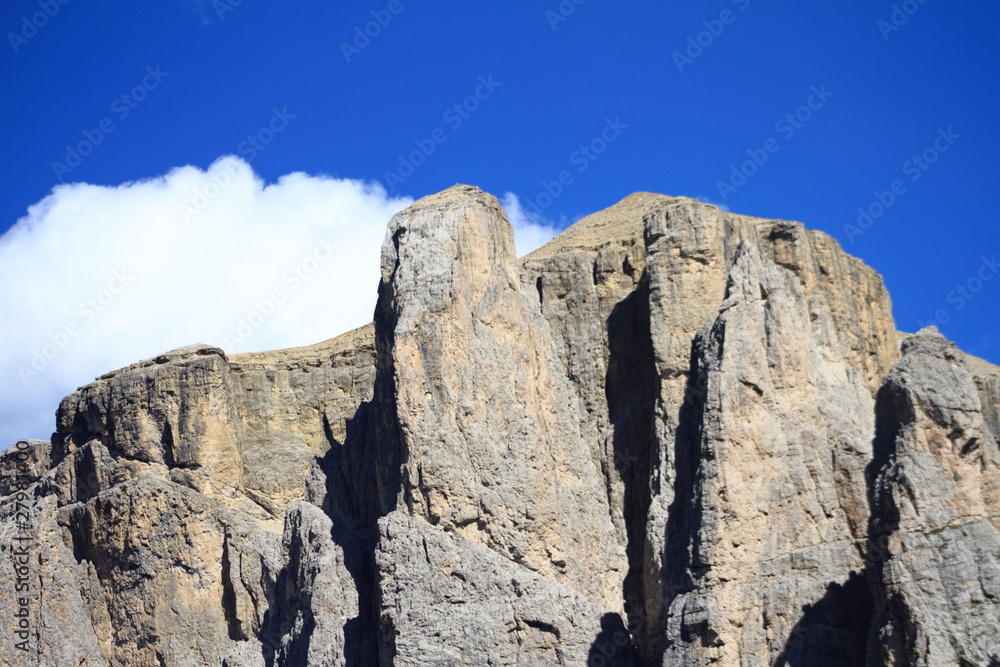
left=55, top=327, right=376, bottom=527
left=376, top=186, right=624, bottom=609
left=656, top=242, right=876, bottom=664
left=0, top=328, right=374, bottom=666
left=867, top=329, right=1000, bottom=665
left=376, top=511, right=635, bottom=666
left=1, top=184, right=998, bottom=666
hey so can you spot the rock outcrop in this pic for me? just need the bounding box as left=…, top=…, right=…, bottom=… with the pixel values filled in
left=376, top=186, right=624, bottom=609
left=376, top=511, right=635, bottom=666
left=867, top=329, right=1000, bottom=665
left=1, top=327, right=375, bottom=665
left=1, top=185, right=997, bottom=666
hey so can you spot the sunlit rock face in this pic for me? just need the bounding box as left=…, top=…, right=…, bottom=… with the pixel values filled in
left=2, top=185, right=997, bottom=666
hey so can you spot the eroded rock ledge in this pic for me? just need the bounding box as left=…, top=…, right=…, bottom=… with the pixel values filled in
left=2, top=185, right=998, bottom=665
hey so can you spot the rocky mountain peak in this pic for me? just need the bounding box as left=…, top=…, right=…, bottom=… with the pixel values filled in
left=2, top=186, right=998, bottom=665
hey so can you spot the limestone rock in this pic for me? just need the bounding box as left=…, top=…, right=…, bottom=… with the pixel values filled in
left=55, top=325, right=375, bottom=526
left=639, top=200, right=897, bottom=659
left=868, top=328, right=1000, bottom=665
left=0, top=468, right=283, bottom=666
left=376, top=511, right=636, bottom=666
left=643, top=200, right=897, bottom=396
left=264, top=501, right=365, bottom=666
left=657, top=242, right=875, bottom=665
left=0, top=439, right=50, bottom=497
left=1, top=184, right=999, bottom=666
left=0, top=492, right=107, bottom=666
left=519, top=193, right=675, bottom=648
left=376, top=184, right=624, bottom=609
left=964, top=350, right=1000, bottom=443
left=0, top=324, right=375, bottom=667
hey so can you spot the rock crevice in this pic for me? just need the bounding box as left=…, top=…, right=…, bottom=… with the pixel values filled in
left=2, top=186, right=997, bottom=666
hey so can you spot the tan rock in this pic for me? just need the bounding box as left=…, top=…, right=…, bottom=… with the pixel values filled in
left=2, top=184, right=998, bottom=666
left=656, top=242, right=875, bottom=664
left=54, top=324, right=375, bottom=527
left=375, top=184, right=625, bottom=609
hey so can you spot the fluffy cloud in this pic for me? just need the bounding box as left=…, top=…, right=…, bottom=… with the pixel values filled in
left=0, top=158, right=559, bottom=446
left=500, top=192, right=562, bottom=257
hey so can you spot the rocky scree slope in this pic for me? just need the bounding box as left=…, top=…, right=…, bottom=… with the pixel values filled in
left=1, top=184, right=998, bottom=666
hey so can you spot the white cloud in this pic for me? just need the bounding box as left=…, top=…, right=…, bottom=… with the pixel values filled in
left=0, top=157, right=412, bottom=446
left=500, top=192, right=561, bottom=257
left=0, top=159, right=563, bottom=446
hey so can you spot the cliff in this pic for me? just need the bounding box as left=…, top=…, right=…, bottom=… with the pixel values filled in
left=1, top=185, right=997, bottom=665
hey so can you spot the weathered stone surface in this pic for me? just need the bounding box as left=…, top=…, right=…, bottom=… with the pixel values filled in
left=0, top=439, right=50, bottom=497
left=519, top=194, right=673, bottom=644
left=520, top=193, right=672, bottom=544
left=376, top=511, right=636, bottom=666
left=519, top=195, right=900, bottom=656
left=71, top=475, right=281, bottom=666
left=899, top=329, right=1000, bottom=443
left=0, top=491, right=107, bottom=666
left=1, top=469, right=282, bottom=666
left=264, top=501, right=363, bottom=666
left=637, top=200, right=898, bottom=660
left=2, top=185, right=999, bottom=666
left=654, top=242, right=875, bottom=665
left=54, top=325, right=375, bottom=526
left=643, top=200, right=896, bottom=396
left=376, top=184, right=624, bottom=609
left=868, top=328, right=1000, bottom=666
left=0, top=324, right=375, bottom=666
left=965, top=351, right=1000, bottom=444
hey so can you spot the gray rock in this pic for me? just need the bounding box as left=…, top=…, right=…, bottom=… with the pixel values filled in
left=375, top=185, right=625, bottom=609
left=657, top=242, right=875, bottom=665
left=265, top=501, right=362, bottom=666
left=867, top=327, right=1000, bottom=666
left=0, top=439, right=50, bottom=497
left=1, top=185, right=998, bottom=666
left=376, top=511, right=636, bottom=666
left=519, top=194, right=673, bottom=648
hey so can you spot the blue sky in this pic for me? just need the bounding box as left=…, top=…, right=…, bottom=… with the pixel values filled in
left=0, top=1, right=998, bottom=442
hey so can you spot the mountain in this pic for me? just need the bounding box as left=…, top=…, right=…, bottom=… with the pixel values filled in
left=2, top=185, right=998, bottom=665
